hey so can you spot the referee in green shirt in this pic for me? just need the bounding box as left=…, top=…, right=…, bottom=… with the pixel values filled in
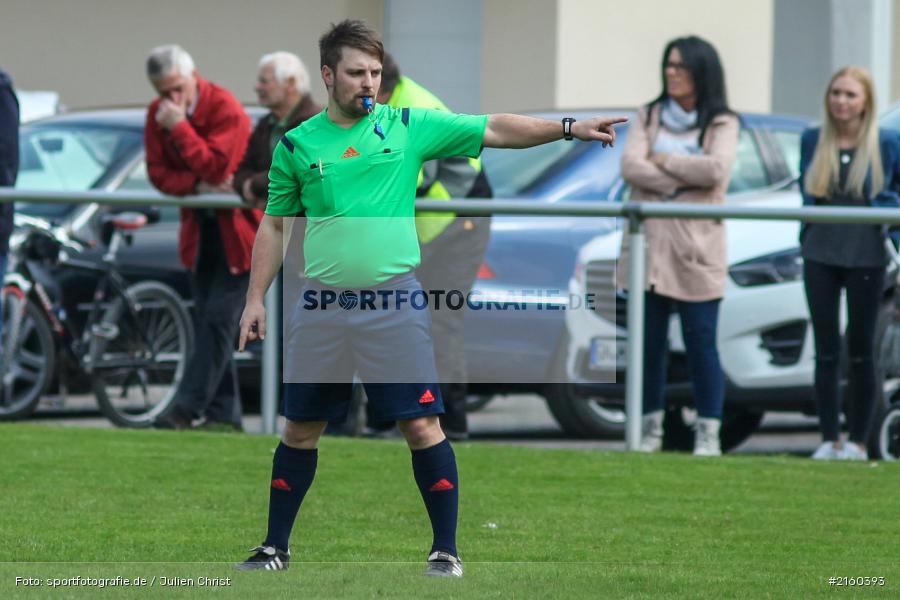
left=236, top=20, right=625, bottom=576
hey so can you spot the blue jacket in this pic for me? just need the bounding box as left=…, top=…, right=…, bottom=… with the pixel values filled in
left=0, top=68, right=18, bottom=254
left=799, top=126, right=900, bottom=208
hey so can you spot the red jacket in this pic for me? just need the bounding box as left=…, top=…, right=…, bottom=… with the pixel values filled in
left=145, top=77, right=259, bottom=274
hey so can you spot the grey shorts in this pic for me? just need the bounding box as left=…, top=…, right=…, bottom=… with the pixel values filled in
left=282, top=271, right=444, bottom=422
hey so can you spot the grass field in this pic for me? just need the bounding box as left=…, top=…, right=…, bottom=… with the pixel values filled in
left=1, top=424, right=898, bottom=599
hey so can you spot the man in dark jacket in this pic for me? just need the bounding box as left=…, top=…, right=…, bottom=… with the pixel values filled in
left=232, top=52, right=322, bottom=419
left=143, top=44, right=254, bottom=431
left=233, top=51, right=321, bottom=208
left=0, top=68, right=18, bottom=338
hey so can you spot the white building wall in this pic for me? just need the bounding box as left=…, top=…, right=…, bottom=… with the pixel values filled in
left=554, top=0, right=774, bottom=113
left=0, top=0, right=383, bottom=109
left=772, top=0, right=898, bottom=118
left=3, top=0, right=895, bottom=117
left=481, top=0, right=559, bottom=113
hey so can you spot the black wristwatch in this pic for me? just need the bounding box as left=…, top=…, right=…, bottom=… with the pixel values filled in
left=562, top=117, right=576, bottom=141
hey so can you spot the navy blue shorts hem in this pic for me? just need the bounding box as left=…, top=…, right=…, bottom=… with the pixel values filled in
left=383, top=407, right=445, bottom=421
left=281, top=406, right=445, bottom=423
left=282, top=382, right=444, bottom=423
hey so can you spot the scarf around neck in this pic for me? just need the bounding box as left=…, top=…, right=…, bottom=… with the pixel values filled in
left=660, top=98, right=698, bottom=133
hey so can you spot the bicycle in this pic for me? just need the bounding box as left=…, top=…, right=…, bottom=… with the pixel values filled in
left=0, top=211, right=194, bottom=426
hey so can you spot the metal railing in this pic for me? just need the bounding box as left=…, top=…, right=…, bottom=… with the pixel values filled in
left=4, top=188, right=900, bottom=446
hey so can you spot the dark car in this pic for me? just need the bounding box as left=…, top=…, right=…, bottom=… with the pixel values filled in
left=12, top=108, right=809, bottom=429
left=12, top=108, right=265, bottom=402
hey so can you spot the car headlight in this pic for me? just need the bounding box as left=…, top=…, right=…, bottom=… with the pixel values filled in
left=729, top=248, right=803, bottom=287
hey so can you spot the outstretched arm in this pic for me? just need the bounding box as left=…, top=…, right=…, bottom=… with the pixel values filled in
left=482, top=114, right=627, bottom=149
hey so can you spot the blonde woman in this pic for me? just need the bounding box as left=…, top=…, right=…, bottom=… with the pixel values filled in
left=800, top=66, right=900, bottom=460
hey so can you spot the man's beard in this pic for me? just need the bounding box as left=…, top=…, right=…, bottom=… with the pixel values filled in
left=335, top=91, right=368, bottom=119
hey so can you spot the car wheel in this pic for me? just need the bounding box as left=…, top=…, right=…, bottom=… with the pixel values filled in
left=662, top=407, right=764, bottom=453
left=544, top=381, right=624, bottom=438
left=543, top=333, right=623, bottom=438
left=568, top=395, right=626, bottom=437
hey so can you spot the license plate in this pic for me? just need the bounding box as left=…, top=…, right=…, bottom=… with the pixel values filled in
left=589, top=337, right=626, bottom=371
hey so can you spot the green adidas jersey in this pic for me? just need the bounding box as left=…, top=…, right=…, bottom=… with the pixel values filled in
left=267, top=104, right=487, bottom=287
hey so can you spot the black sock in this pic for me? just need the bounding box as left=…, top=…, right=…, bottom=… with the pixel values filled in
left=263, top=443, right=318, bottom=552
left=411, top=439, right=459, bottom=557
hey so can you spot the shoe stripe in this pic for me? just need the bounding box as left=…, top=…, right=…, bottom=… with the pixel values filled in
left=274, top=557, right=282, bottom=569
left=265, top=563, right=272, bottom=571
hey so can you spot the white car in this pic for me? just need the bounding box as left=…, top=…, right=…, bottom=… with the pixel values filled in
left=563, top=188, right=899, bottom=453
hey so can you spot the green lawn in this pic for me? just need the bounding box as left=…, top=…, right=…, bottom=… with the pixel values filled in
left=1, top=424, right=898, bottom=599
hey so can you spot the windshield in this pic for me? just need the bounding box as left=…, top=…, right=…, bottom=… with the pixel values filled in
left=482, top=140, right=587, bottom=197
left=16, top=124, right=142, bottom=219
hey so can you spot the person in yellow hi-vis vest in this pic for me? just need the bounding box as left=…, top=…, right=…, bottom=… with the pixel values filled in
left=373, top=53, right=493, bottom=440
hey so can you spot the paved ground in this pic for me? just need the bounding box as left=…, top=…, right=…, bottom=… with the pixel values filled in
left=23, top=393, right=822, bottom=456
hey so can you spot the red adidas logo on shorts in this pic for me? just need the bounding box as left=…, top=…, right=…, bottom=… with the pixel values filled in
left=418, top=390, right=435, bottom=404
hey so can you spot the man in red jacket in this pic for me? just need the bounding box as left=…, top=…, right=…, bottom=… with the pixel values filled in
left=144, top=44, right=256, bottom=431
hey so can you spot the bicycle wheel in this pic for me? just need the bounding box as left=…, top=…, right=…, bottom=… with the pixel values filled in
left=89, top=281, right=193, bottom=427
left=878, top=402, right=900, bottom=461
left=0, top=290, right=57, bottom=420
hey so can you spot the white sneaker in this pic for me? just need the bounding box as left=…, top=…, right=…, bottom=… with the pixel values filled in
left=638, top=410, right=664, bottom=452
left=693, top=418, right=722, bottom=456
left=811, top=442, right=840, bottom=460
left=840, top=441, right=868, bottom=461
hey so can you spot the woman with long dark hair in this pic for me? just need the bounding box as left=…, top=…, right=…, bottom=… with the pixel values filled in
left=800, top=66, right=900, bottom=460
left=618, top=36, right=739, bottom=456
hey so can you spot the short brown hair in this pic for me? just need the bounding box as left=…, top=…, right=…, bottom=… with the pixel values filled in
left=319, top=20, right=384, bottom=71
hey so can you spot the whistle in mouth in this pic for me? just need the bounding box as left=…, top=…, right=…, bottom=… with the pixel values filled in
left=362, top=96, right=374, bottom=112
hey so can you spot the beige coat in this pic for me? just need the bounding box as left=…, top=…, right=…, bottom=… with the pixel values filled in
left=616, top=105, right=739, bottom=301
